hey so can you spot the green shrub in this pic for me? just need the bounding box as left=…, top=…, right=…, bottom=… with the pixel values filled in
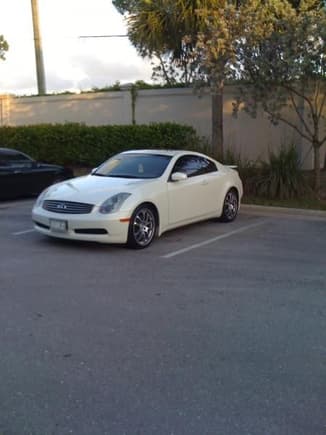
left=0, top=122, right=203, bottom=167
left=221, top=146, right=311, bottom=200
left=255, top=145, right=309, bottom=200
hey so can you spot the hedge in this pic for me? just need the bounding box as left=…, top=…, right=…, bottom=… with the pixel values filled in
left=0, top=123, right=205, bottom=167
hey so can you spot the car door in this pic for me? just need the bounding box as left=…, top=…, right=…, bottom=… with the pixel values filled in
left=0, top=158, right=17, bottom=199
left=22, top=161, right=58, bottom=194
left=167, top=154, right=221, bottom=226
left=0, top=150, right=30, bottom=199
left=8, top=152, right=40, bottom=196
left=12, top=151, right=60, bottom=195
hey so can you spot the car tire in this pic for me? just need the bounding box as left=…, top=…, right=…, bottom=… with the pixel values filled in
left=220, top=188, right=239, bottom=222
left=127, top=204, right=157, bottom=249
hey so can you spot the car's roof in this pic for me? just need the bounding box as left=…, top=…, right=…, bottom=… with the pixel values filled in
left=0, top=147, right=20, bottom=154
left=120, top=149, right=205, bottom=158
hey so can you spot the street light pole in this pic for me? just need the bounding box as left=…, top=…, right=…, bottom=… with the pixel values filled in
left=31, top=0, right=46, bottom=95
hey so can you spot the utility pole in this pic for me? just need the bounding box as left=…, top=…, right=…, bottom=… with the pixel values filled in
left=31, top=0, right=46, bottom=95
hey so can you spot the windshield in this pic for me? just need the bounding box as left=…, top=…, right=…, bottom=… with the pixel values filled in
left=93, top=153, right=172, bottom=179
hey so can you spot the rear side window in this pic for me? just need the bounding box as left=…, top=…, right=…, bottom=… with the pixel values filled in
left=172, top=155, right=217, bottom=177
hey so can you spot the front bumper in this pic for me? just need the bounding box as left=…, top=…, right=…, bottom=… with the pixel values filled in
left=32, top=204, right=130, bottom=244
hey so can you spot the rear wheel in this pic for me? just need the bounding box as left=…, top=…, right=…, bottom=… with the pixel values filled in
left=127, top=204, right=157, bottom=249
left=220, top=189, right=239, bottom=222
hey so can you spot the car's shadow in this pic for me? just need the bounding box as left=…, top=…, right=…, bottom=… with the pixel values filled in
left=37, top=234, right=126, bottom=253
left=35, top=218, right=235, bottom=253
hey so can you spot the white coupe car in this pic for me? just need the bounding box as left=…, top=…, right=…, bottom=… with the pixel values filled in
left=32, top=150, right=243, bottom=248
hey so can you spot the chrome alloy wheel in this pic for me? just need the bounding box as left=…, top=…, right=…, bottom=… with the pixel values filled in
left=222, top=189, right=239, bottom=222
left=130, top=206, right=156, bottom=248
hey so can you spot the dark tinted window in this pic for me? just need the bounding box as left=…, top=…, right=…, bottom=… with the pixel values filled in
left=0, top=150, right=33, bottom=165
left=172, top=155, right=217, bottom=177
left=94, top=153, right=172, bottom=179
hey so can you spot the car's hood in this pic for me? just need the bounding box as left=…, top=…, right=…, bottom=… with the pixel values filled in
left=45, top=174, right=152, bottom=205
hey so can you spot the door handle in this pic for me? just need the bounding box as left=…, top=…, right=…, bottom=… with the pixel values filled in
left=201, top=179, right=209, bottom=185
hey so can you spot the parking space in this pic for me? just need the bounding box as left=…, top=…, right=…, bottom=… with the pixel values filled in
left=0, top=200, right=326, bottom=435
left=1, top=199, right=268, bottom=256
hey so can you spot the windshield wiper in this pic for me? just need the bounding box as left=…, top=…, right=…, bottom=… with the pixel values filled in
left=92, top=173, right=107, bottom=177
left=93, top=173, right=145, bottom=179
left=108, top=175, right=142, bottom=179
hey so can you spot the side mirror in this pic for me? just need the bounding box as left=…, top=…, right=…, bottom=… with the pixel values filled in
left=171, top=172, right=188, bottom=182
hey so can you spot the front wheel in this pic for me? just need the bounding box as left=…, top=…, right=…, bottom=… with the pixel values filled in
left=127, top=205, right=157, bottom=249
left=220, top=189, right=239, bottom=222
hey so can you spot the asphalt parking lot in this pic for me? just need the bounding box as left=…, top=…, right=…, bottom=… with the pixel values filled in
left=0, top=199, right=325, bottom=435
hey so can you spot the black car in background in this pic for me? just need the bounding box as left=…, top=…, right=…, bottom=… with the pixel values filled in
left=0, top=148, right=73, bottom=200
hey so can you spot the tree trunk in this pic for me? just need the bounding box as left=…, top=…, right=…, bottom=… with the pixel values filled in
left=211, top=82, right=224, bottom=160
left=313, top=145, right=321, bottom=196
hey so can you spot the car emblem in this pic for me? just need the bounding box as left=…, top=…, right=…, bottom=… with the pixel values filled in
left=56, top=204, right=67, bottom=210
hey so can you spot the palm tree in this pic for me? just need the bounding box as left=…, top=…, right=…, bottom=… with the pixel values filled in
left=127, top=0, right=201, bottom=83
left=115, top=0, right=227, bottom=157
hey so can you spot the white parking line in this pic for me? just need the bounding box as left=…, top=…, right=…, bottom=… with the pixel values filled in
left=0, top=199, right=34, bottom=209
left=12, top=229, right=35, bottom=236
left=162, top=221, right=267, bottom=259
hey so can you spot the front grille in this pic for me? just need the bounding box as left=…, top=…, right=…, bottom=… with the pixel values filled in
left=43, top=200, right=94, bottom=214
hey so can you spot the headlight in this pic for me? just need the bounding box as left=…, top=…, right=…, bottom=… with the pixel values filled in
left=99, top=193, right=131, bottom=214
left=34, top=187, right=51, bottom=208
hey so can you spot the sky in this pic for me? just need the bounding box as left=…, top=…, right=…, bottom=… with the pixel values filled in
left=0, top=0, right=154, bottom=95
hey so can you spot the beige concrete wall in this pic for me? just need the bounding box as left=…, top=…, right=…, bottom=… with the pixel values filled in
left=135, top=88, right=211, bottom=139
left=1, top=87, right=324, bottom=170
left=135, top=87, right=319, bottom=169
left=1, top=91, right=131, bottom=126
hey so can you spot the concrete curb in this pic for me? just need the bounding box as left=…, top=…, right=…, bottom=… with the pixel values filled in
left=241, top=203, right=326, bottom=219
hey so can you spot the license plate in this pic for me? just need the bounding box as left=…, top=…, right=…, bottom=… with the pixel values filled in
left=50, top=219, right=67, bottom=232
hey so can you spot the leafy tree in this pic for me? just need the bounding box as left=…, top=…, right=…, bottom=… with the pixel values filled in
left=192, top=0, right=299, bottom=157
left=0, top=35, right=9, bottom=60
left=114, top=0, right=325, bottom=165
left=234, top=0, right=326, bottom=194
left=193, top=1, right=257, bottom=158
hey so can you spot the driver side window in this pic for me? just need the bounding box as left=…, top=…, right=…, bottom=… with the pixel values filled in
left=172, top=155, right=217, bottom=178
